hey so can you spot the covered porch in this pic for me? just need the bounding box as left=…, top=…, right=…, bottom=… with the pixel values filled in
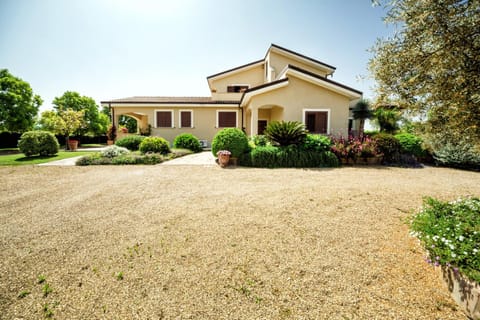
left=245, top=104, right=284, bottom=136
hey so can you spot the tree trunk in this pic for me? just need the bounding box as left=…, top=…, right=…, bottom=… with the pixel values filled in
left=359, top=119, right=365, bottom=138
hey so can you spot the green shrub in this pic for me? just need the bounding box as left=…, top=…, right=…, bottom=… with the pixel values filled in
left=395, top=133, right=426, bottom=158
left=76, top=152, right=163, bottom=165
left=374, top=133, right=401, bottom=163
left=139, top=136, right=171, bottom=155
left=301, top=134, right=332, bottom=152
left=249, top=135, right=269, bottom=148
left=246, top=145, right=339, bottom=168
left=211, top=128, right=249, bottom=158
left=410, top=197, right=480, bottom=282
left=432, top=140, right=480, bottom=170
left=263, top=121, right=307, bottom=146
left=18, top=131, right=59, bottom=157
left=101, top=145, right=130, bottom=158
left=115, top=135, right=145, bottom=151
left=173, top=133, right=202, bottom=153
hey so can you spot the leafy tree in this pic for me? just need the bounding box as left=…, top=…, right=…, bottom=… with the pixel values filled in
left=39, top=108, right=85, bottom=150
left=53, top=91, right=105, bottom=135
left=352, top=99, right=373, bottom=137
left=0, top=69, right=43, bottom=132
left=370, top=0, right=480, bottom=141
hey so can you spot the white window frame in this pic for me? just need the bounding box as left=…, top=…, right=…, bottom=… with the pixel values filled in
left=179, top=110, right=194, bottom=128
left=216, top=110, right=238, bottom=128
left=302, top=108, right=331, bottom=134
left=154, top=109, right=174, bottom=128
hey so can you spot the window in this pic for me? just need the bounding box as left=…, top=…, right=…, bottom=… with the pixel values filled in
left=179, top=110, right=193, bottom=128
left=155, top=111, right=173, bottom=128
left=227, top=85, right=249, bottom=93
left=217, top=111, right=237, bottom=128
left=304, top=110, right=329, bottom=134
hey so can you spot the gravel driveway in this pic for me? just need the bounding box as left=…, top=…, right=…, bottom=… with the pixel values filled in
left=0, top=165, right=478, bottom=319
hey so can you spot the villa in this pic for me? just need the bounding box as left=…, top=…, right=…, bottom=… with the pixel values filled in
left=101, top=44, right=362, bottom=146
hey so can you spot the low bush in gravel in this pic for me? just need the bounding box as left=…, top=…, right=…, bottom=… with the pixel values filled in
left=173, top=133, right=202, bottom=153
left=410, top=197, right=480, bottom=282
left=18, top=131, right=59, bottom=157
left=212, top=128, right=249, bottom=158
left=76, top=152, right=163, bottom=165
left=101, top=145, right=130, bottom=158
left=115, top=135, right=146, bottom=151
left=139, top=137, right=170, bottom=155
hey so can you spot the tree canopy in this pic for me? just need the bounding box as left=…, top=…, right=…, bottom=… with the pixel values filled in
left=53, top=91, right=108, bottom=135
left=39, top=108, right=85, bottom=141
left=370, top=0, right=480, bottom=141
left=0, top=69, right=42, bottom=132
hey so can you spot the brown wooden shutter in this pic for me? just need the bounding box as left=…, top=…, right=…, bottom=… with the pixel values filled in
left=218, top=112, right=236, bottom=127
left=180, top=111, right=191, bottom=128
left=305, top=111, right=328, bottom=134
left=156, top=111, right=172, bottom=128
left=317, top=112, right=327, bottom=134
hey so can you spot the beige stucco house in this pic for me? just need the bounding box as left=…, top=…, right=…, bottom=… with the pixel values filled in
left=101, top=44, right=362, bottom=146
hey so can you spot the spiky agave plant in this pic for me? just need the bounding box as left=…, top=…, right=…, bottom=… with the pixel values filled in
left=263, top=121, right=307, bottom=146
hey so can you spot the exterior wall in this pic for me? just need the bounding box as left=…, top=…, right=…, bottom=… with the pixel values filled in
left=113, top=106, right=240, bottom=146
left=245, top=77, right=351, bottom=136
left=267, top=51, right=329, bottom=80
left=210, top=64, right=264, bottom=100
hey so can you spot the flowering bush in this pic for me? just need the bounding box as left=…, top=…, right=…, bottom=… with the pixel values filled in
left=101, top=145, right=130, bottom=158
left=331, top=136, right=381, bottom=162
left=410, top=197, right=480, bottom=282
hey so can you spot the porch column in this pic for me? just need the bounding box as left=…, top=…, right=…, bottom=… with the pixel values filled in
left=250, top=106, right=258, bottom=136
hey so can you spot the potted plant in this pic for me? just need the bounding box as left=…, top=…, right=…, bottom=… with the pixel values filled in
left=107, top=124, right=117, bottom=145
left=68, top=139, right=79, bottom=151
left=216, top=150, right=231, bottom=167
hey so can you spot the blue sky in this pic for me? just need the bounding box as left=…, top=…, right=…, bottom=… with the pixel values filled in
left=0, top=0, right=392, bottom=113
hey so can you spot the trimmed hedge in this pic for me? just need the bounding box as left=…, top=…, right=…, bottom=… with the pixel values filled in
left=139, top=137, right=170, bottom=155
left=244, top=145, right=339, bottom=168
left=212, top=128, right=249, bottom=158
left=395, top=133, right=426, bottom=158
left=374, top=133, right=401, bottom=163
left=301, top=134, right=332, bottom=152
left=76, top=152, right=163, bottom=165
left=115, top=135, right=146, bottom=151
left=173, top=133, right=202, bottom=153
left=18, top=131, right=59, bottom=157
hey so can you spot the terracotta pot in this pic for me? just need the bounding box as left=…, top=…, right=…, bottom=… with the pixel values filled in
left=438, top=266, right=480, bottom=319
left=107, top=140, right=114, bottom=145
left=218, top=154, right=230, bottom=167
left=68, top=140, right=78, bottom=151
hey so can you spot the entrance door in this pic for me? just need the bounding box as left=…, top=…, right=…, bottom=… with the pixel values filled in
left=258, top=120, right=268, bottom=135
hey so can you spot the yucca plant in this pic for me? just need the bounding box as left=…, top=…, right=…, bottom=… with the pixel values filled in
left=263, top=121, right=307, bottom=146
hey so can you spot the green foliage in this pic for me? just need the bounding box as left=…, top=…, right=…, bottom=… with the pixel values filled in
left=18, top=131, right=59, bottom=157
left=211, top=128, right=249, bottom=158
left=0, top=69, right=42, bottom=132
left=395, top=133, right=426, bottom=158
left=38, top=108, right=85, bottom=142
left=115, top=135, right=145, bottom=151
left=263, top=121, right=307, bottom=146
left=119, top=115, right=137, bottom=133
left=17, top=290, right=30, bottom=299
left=374, top=133, right=401, bottom=163
left=373, top=107, right=401, bottom=134
left=173, top=133, right=202, bottom=153
left=370, top=0, right=480, bottom=142
left=301, top=134, right=332, bottom=152
left=410, top=197, right=480, bottom=282
left=246, top=145, right=339, bottom=168
left=249, top=135, right=269, bottom=148
left=53, top=91, right=105, bottom=135
left=139, top=137, right=170, bottom=155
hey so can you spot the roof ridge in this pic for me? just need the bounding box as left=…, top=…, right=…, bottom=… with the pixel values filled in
left=269, top=44, right=336, bottom=71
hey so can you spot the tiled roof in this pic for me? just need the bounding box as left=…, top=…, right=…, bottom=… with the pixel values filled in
left=101, top=96, right=240, bottom=104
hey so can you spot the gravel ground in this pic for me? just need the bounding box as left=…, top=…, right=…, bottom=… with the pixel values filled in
left=0, top=165, right=478, bottom=319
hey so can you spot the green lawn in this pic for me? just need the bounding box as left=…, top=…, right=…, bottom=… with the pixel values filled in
left=0, top=151, right=95, bottom=166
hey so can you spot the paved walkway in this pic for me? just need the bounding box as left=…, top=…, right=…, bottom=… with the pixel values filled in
left=39, top=150, right=217, bottom=166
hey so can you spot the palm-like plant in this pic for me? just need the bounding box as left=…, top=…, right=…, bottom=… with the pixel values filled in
left=263, top=121, right=307, bottom=146
left=352, top=99, right=373, bottom=137
left=374, top=107, right=401, bottom=133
